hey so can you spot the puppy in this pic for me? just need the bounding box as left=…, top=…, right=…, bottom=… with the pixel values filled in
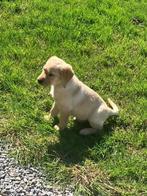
left=37, top=56, right=119, bottom=135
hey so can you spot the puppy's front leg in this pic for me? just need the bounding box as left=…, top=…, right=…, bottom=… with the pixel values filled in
left=54, top=112, right=69, bottom=131
left=50, top=102, right=59, bottom=117
left=44, top=102, right=59, bottom=121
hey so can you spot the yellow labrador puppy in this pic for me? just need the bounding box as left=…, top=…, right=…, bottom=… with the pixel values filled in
left=37, top=56, right=119, bottom=135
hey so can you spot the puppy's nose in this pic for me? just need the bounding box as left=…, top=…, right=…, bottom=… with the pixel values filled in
left=38, top=78, right=44, bottom=84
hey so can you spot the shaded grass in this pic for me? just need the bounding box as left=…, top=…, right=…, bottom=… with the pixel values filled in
left=0, top=0, right=147, bottom=195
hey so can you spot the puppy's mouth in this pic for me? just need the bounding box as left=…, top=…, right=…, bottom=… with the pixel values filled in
left=37, top=77, right=45, bottom=84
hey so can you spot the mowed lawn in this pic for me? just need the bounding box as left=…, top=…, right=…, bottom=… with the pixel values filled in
left=0, top=0, right=147, bottom=195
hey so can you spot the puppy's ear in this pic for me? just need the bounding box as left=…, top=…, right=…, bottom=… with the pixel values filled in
left=60, top=64, right=74, bottom=87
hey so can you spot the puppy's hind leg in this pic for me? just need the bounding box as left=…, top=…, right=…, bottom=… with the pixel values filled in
left=80, top=115, right=104, bottom=136
left=80, top=121, right=103, bottom=135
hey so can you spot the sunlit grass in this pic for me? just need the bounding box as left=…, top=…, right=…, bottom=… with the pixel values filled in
left=0, top=0, right=146, bottom=195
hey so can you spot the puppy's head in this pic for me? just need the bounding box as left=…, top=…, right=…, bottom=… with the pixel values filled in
left=37, top=56, right=74, bottom=87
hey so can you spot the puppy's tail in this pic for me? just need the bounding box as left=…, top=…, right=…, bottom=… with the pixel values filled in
left=107, top=98, right=119, bottom=115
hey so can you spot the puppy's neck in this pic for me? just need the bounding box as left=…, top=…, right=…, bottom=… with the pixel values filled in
left=65, top=75, right=77, bottom=88
left=54, top=75, right=77, bottom=88
left=50, top=75, right=79, bottom=97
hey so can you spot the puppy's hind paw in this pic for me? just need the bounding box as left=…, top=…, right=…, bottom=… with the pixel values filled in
left=80, top=128, right=97, bottom=135
left=54, top=125, right=60, bottom=131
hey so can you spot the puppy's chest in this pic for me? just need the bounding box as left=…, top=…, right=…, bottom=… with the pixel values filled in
left=53, top=87, right=72, bottom=109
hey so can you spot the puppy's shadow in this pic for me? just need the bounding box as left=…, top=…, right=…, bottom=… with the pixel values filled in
left=47, top=117, right=120, bottom=165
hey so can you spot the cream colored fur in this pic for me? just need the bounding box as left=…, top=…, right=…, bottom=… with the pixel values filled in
left=37, top=56, right=119, bottom=135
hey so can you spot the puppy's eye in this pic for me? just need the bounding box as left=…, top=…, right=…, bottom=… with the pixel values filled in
left=48, top=73, right=54, bottom=77
left=44, top=68, right=48, bottom=74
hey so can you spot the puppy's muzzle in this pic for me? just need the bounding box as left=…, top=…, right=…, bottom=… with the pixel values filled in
left=38, top=78, right=45, bottom=84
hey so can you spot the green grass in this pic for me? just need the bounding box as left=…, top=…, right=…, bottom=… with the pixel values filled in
left=0, top=0, right=147, bottom=195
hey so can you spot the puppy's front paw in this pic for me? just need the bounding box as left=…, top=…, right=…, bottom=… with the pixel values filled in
left=44, top=114, right=51, bottom=121
left=73, top=116, right=76, bottom=121
left=54, top=125, right=60, bottom=131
